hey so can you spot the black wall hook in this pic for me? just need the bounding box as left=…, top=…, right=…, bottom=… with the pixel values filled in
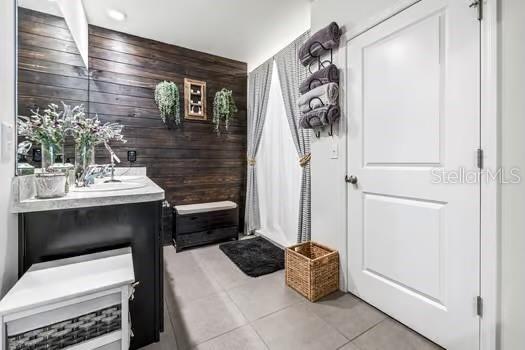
left=308, top=96, right=325, bottom=111
left=328, top=123, right=334, bottom=136
left=308, top=78, right=323, bottom=91
left=307, top=41, right=333, bottom=74
left=303, top=40, right=337, bottom=137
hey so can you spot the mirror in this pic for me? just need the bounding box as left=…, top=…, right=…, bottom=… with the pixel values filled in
left=16, top=0, right=89, bottom=175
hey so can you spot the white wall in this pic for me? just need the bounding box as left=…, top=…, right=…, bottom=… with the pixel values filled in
left=310, top=0, right=417, bottom=291
left=17, top=0, right=62, bottom=16
left=310, top=0, right=397, bottom=32
left=500, top=0, right=525, bottom=347
left=0, top=0, right=18, bottom=297
left=311, top=0, right=525, bottom=347
left=247, top=3, right=311, bottom=71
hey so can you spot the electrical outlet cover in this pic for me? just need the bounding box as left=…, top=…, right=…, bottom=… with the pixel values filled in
left=127, top=150, right=137, bottom=162
left=330, top=141, right=338, bottom=159
left=1, top=122, right=14, bottom=162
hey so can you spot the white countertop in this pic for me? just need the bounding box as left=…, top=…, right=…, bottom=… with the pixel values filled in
left=0, top=248, right=135, bottom=315
left=11, top=168, right=165, bottom=213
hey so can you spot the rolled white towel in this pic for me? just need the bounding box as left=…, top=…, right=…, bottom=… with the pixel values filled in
left=297, top=83, right=339, bottom=113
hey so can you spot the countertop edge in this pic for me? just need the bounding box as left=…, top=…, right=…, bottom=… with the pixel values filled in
left=11, top=192, right=165, bottom=213
left=11, top=176, right=166, bottom=213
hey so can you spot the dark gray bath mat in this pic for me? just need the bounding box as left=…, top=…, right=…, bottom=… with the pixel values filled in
left=219, top=237, right=284, bottom=277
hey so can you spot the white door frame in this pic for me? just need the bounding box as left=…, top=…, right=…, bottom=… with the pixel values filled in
left=479, top=0, right=499, bottom=349
left=340, top=1, right=499, bottom=349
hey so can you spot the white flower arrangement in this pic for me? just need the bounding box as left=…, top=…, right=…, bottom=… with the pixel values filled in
left=17, top=102, right=126, bottom=159
left=17, top=103, right=68, bottom=156
left=70, top=105, right=126, bottom=148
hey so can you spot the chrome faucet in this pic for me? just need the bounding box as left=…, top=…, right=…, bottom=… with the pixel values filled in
left=78, top=164, right=106, bottom=187
left=103, top=142, right=122, bottom=183
left=76, top=143, right=122, bottom=187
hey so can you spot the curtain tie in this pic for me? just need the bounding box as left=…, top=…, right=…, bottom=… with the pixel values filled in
left=248, top=158, right=256, bottom=166
left=299, top=153, right=311, bottom=167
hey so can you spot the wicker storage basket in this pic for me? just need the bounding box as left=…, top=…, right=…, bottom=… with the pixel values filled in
left=285, top=241, right=339, bottom=302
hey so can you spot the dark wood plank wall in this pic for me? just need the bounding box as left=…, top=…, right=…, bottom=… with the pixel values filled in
left=18, top=8, right=89, bottom=162
left=88, top=26, right=248, bottom=224
left=18, top=9, right=248, bottom=227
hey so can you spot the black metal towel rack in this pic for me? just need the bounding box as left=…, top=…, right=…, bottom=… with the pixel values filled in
left=305, top=41, right=335, bottom=138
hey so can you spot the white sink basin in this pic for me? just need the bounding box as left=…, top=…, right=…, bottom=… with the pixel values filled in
left=71, top=181, right=145, bottom=193
left=112, top=175, right=143, bottom=182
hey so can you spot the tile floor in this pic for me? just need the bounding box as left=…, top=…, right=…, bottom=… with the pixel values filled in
left=141, top=243, right=443, bottom=350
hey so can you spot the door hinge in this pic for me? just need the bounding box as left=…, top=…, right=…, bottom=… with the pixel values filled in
left=476, top=296, right=483, bottom=317
left=469, top=0, right=483, bottom=21
left=477, top=148, right=484, bottom=169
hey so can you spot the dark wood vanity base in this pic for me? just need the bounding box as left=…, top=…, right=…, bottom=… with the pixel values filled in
left=18, top=201, right=163, bottom=350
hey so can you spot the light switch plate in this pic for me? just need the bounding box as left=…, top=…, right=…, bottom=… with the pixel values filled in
left=330, top=140, right=338, bottom=159
left=1, top=122, right=14, bottom=162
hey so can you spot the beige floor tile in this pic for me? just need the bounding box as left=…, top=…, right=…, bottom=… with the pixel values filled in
left=352, top=318, right=443, bottom=350
left=158, top=245, right=440, bottom=350
left=252, top=303, right=349, bottom=350
left=194, top=325, right=268, bottom=350
left=164, top=246, right=222, bottom=303
left=338, top=342, right=360, bottom=350
left=169, top=292, right=247, bottom=349
left=303, top=292, right=386, bottom=340
left=258, top=269, right=285, bottom=282
left=192, top=245, right=253, bottom=290
left=227, top=272, right=303, bottom=321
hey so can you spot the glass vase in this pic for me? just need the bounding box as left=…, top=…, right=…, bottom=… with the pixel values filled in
left=74, top=142, right=95, bottom=183
left=41, top=141, right=59, bottom=172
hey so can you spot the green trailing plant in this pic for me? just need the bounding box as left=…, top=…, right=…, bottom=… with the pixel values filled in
left=154, top=81, right=181, bottom=127
left=213, top=88, right=238, bottom=134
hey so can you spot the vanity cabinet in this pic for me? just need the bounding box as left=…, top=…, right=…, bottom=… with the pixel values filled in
left=17, top=202, right=163, bottom=350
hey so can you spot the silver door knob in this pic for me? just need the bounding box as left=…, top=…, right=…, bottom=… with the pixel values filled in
left=345, top=175, right=358, bottom=185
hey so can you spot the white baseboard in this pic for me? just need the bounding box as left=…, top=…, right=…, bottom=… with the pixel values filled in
left=254, top=230, right=288, bottom=249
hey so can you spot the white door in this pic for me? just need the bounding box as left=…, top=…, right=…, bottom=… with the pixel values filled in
left=346, top=0, right=480, bottom=349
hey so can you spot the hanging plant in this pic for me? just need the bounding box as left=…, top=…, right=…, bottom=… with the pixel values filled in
left=154, top=81, right=181, bottom=128
left=213, top=88, right=238, bottom=134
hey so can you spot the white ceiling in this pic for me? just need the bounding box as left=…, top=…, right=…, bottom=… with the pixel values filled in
left=19, top=0, right=311, bottom=70
left=83, top=0, right=312, bottom=70
left=18, top=0, right=61, bottom=16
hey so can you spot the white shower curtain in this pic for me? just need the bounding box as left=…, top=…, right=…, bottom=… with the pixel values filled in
left=256, top=63, right=301, bottom=247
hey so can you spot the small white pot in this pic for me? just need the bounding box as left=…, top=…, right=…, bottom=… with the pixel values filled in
left=35, top=173, right=66, bottom=199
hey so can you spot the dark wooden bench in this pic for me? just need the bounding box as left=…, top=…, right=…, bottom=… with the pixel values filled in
left=173, top=201, right=239, bottom=252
